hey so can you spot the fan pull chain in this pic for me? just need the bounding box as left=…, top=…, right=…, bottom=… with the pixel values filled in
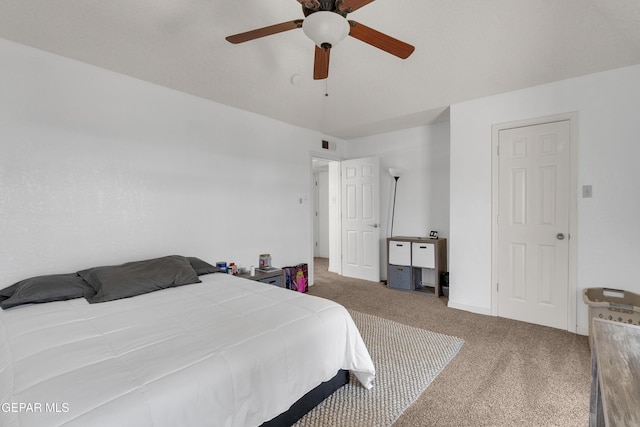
left=324, top=49, right=329, bottom=97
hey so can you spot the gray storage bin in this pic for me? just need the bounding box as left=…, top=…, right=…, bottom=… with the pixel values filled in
left=388, top=264, right=412, bottom=290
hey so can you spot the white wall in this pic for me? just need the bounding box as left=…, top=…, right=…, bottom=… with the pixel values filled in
left=346, top=123, right=451, bottom=279
left=0, top=38, right=345, bottom=286
left=449, top=64, right=640, bottom=334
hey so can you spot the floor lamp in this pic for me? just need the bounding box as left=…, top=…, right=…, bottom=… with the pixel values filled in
left=389, top=168, right=403, bottom=237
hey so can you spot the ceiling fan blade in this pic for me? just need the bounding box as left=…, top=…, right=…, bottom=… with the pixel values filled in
left=338, top=0, right=375, bottom=13
left=314, top=45, right=330, bottom=80
left=226, top=20, right=303, bottom=44
left=348, top=20, right=415, bottom=59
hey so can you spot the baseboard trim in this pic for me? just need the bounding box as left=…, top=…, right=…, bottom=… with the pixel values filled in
left=576, top=324, right=589, bottom=336
left=449, top=302, right=591, bottom=336
left=447, top=300, right=492, bottom=316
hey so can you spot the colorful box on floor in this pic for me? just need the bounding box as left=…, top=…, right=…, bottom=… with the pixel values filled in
left=283, top=264, right=308, bottom=292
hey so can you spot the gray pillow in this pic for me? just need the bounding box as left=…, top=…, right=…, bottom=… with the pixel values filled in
left=0, top=273, right=95, bottom=310
left=187, top=257, right=224, bottom=275
left=79, top=255, right=201, bottom=304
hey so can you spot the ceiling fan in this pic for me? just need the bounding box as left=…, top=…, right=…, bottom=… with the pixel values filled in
left=225, top=0, right=415, bottom=80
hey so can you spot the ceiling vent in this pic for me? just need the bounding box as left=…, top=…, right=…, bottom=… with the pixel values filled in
left=321, top=140, right=336, bottom=151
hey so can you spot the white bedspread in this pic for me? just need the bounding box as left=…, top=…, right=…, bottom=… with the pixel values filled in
left=0, top=273, right=375, bottom=427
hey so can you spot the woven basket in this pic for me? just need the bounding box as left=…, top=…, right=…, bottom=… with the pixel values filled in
left=583, top=287, right=640, bottom=336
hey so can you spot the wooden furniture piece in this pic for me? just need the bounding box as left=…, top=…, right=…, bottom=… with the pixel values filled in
left=386, top=236, right=447, bottom=296
left=589, top=318, right=640, bottom=427
left=236, top=268, right=283, bottom=287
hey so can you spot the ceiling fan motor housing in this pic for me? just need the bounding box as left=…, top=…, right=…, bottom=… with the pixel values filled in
left=302, top=1, right=348, bottom=16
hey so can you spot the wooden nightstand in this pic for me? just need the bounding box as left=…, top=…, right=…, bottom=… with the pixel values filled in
left=236, top=269, right=283, bottom=287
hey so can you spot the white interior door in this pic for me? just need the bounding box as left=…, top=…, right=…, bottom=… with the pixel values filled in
left=497, top=120, right=571, bottom=330
left=313, top=172, right=320, bottom=257
left=341, top=156, right=380, bottom=282
left=316, top=171, right=329, bottom=258
left=328, top=161, right=341, bottom=274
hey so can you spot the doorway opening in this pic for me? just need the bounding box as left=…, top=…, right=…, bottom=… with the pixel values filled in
left=311, top=155, right=382, bottom=284
left=312, top=157, right=341, bottom=277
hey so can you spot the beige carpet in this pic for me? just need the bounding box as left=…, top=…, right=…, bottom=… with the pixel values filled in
left=295, top=310, right=464, bottom=427
left=308, top=258, right=591, bottom=427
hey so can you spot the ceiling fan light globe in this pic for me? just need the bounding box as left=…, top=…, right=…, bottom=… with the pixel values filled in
left=302, top=11, right=350, bottom=48
left=389, top=168, right=403, bottom=178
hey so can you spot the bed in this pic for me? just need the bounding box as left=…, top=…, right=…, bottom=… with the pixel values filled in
left=0, top=256, right=375, bottom=427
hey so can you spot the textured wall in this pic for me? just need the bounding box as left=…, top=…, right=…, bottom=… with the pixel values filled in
left=0, top=38, right=339, bottom=286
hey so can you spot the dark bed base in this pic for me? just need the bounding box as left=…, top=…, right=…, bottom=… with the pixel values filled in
left=260, top=369, right=349, bottom=427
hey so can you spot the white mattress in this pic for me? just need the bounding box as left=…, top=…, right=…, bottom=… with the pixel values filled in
left=0, top=273, right=375, bottom=427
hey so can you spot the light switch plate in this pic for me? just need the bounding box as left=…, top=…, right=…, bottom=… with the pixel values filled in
left=582, top=185, right=593, bottom=198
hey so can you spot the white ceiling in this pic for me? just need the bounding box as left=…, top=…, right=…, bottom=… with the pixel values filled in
left=1, top=0, right=639, bottom=140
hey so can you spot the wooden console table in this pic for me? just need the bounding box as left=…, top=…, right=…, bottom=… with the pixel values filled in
left=589, top=318, right=640, bottom=426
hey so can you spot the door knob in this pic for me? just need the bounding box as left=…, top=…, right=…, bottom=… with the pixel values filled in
left=556, top=233, right=565, bottom=240
left=369, top=223, right=379, bottom=228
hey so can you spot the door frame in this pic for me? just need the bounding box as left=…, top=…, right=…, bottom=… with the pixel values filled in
left=490, top=112, right=579, bottom=333
left=309, top=152, right=342, bottom=285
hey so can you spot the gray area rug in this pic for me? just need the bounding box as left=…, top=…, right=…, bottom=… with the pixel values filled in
left=295, top=310, right=464, bottom=427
